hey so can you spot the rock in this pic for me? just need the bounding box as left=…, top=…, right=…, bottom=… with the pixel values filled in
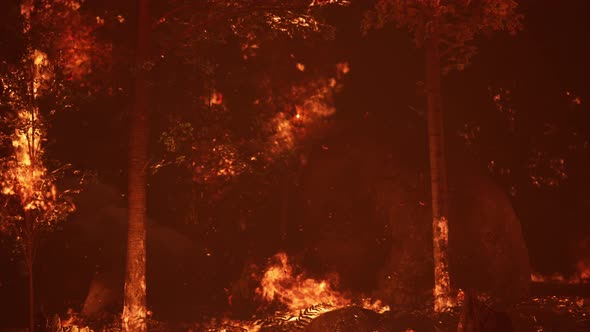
left=382, top=312, right=437, bottom=332
left=35, top=182, right=201, bottom=320
left=304, top=307, right=380, bottom=332
left=457, top=291, right=514, bottom=332
left=81, top=274, right=119, bottom=319
left=298, top=134, right=531, bottom=308
left=448, top=165, right=531, bottom=303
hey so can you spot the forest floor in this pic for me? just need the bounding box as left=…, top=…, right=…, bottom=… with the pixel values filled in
left=43, top=283, right=590, bottom=331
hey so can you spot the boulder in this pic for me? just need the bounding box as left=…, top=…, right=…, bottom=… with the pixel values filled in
left=81, top=275, right=119, bottom=319
left=36, top=182, right=200, bottom=320
left=297, top=134, right=531, bottom=308
left=457, top=290, right=514, bottom=332
left=304, top=307, right=380, bottom=332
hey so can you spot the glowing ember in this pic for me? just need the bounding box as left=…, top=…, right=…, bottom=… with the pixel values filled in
left=208, top=90, right=224, bottom=106
left=257, top=252, right=351, bottom=311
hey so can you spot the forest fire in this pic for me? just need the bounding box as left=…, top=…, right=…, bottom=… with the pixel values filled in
left=256, top=252, right=351, bottom=311
left=0, top=50, right=59, bottom=220
left=208, top=252, right=389, bottom=331
left=1, top=0, right=590, bottom=331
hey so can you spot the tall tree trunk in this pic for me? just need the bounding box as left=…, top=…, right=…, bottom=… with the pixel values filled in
left=122, top=0, right=149, bottom=331
left=425, top=32, right=454, bottom=312
left=279, top=173, right=289, bottom=242
left=27, top=260, right=34, bottom=332
left=23, top=211, right=35, bottom=332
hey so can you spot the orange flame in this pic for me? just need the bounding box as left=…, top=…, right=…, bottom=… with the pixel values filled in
left=209, top=252, right=389, bottom=331
left=256, top=252, right=351, bottom=311
left=266, top=62, right=349, bottom=158
left=1, top=49, right=76, bottom=224
left=1, top=51, right=49, bottom=210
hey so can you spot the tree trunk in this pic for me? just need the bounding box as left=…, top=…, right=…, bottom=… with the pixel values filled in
left=425, top=31, right=454, bottom=312
left=27, top=258, right=34, bottom=332
left=279, top=173, right=290, bottom=242
left=122, top=0, right=149, bottom=331
left=23, top=211, right=35, bottom=332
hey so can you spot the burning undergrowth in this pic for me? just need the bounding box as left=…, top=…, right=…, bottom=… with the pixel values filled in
left=41, top=251, right=590, bottom=332
left=531, top=237, right=590, bottom=285
left=206, top=251, right=389, bottom=331
left=256, top=252, right=351, bottom=311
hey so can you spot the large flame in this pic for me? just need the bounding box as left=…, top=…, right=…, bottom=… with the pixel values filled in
left=209, top=252, right=389, bottom=331
left=256, top=252, right=389, bottom=313
left=256, top=252, right=351, bottom=311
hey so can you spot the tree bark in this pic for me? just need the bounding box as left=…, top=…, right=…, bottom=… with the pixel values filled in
left=279, top=173, right=290, bottom=242
left=27, top=260, right=34, bottom=332
left=122, top=0, right=149, bottom=331
left=425, top=31, right=454, bottom=312
left=23, top=211, right=35, bottom=332
left=25, top=247, right=34, bottom=332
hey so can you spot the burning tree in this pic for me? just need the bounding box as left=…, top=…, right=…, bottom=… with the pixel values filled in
left=150, top=0, right=350, bottom=225
left=362, top=0, right=522, bottom=312
left=0, top=49, right=77, bottom=332
left=0, top=1, right=109, bottom=330
left=121, top=2, right=348, bottom=329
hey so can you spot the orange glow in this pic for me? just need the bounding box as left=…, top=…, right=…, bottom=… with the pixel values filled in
left=360, top=297, right=390, bottom=314
left=256, top=252, right=351, bottom=310
left=530, top=271, right=589, bottom=284
left=336, top=61, right=350, bottom=76
left=208, top=252, right=389, bottom=331
left=41, top=0, right=112, bottom=81
left=565, top=90, right=582, bottom=105
left=577, top=259, right=590, bottom=281
left=193, top=143, right=247, bottom=183
left=265, top=62, right=349, bottom=158
left=1, top=51, right=49, bottom=210
left=1, top=49, right=75, bottom=226
left=209, top=90, right=224, bottom=106
left=256, top=252, right=389, bottom=313
left=433, top=216, right=455, bottom=311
